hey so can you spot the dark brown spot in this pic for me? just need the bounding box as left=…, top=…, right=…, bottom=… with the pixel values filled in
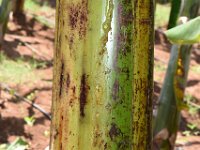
left=54, top=129, right=59, bottom=139
left=118, top=136, right=131, bottom=149
left=69, top=86, right=77, bottom=107
left=58, top=113, right=64, bottom=148
left=79, top=74, right=89, bottom=117
left=109, top=123, right=121, bottom=141
left=72, top=86, right=76, bottom=94
left=66, top=73, right=70, bottom=93
left=69, top=99, right=74, bottom=107
left=112, top=80, right=119, bottom=101
left=121, top=67, right=130, bottom=79
left=104, top=143, right=108, bottom=150
left=68, top=0, right=88, bottom=38
left=59, top=63, right=64, bottom=97
left=69, top=7, right=79, bottom=29
left=176, top=82, right=184, bottom=91
left=140, top=19, right=151, bottom=25
left=134, top=78, right=147, bottom=93
left=69, top=34, right=74, bottom=50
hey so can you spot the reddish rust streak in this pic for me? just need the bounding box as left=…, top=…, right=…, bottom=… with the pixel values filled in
left=58, top=113, right=64, bottom=150
left=79, top=74, right=89, bottom=117
left=59, top=63, right=64, bottom=97
left=72, top=86, right=76, bottom=94
left=69, top=86, right=77, bottom=107
left=66, top=73, right=70, bottom=93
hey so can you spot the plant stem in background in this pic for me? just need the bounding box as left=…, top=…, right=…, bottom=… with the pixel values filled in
left=0, top=0, right=12, bottom=49
left=168, top=0, right=182, bottom=29
left=181, top=0, right=200, bottom=19
left=13, top=0, right=25, bottom=23
left=132, top=0, right=154, bottom=149
left=0, top=0, right=25, bottom=48
left=50, top=0, right=154, bottom=149
left=13, top=0, right=25, bottom=15
left=153, top=45, right=192, bottom=149
left=153, top=0, right=200, bottom=149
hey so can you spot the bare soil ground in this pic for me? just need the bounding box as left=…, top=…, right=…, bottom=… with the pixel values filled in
left=0, top=16, right=53, bottom=149
left=0, top=6, right=199, bottom=150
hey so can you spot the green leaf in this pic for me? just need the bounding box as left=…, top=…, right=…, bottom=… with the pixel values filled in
left=165, top=16, right=200, bottom=44
left=7, top=138, right=28, bottom=150
left=24, top=116, right=36, bottom=126
left=182, top=130, right=191, bottom=136
left=187, top=123, right=197, bottom=130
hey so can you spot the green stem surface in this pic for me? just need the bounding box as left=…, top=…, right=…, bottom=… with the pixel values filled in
left=50, top=0, right=154, bottom=149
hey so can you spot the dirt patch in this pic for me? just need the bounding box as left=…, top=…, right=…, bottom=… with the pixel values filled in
left=0, top=13, right=53, bottom=149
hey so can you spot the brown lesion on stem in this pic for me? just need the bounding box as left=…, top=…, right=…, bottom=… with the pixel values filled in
left=59, top=62, right=64, bottom=97
left=112, top=80, right=119, bottom=101
left=69, top=86, right=77, bottom=107
left=53, top=129, right=59, bottom=140
left=69, top=34, right=74, bottom=50
left=68, top=0, right=88, bottom=39
left=58, top=113, right=64, bottom=150
left=72, top=86, right=76, bottom=94
left=134, top=78, right=148, bottom=94
left=139, top=18, right=151, bottom=25
left=66, top=73, right=70, bottom=93
left=109, top=123, right=122, bottom=141
left=79, top=74, right=89, bottom=117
